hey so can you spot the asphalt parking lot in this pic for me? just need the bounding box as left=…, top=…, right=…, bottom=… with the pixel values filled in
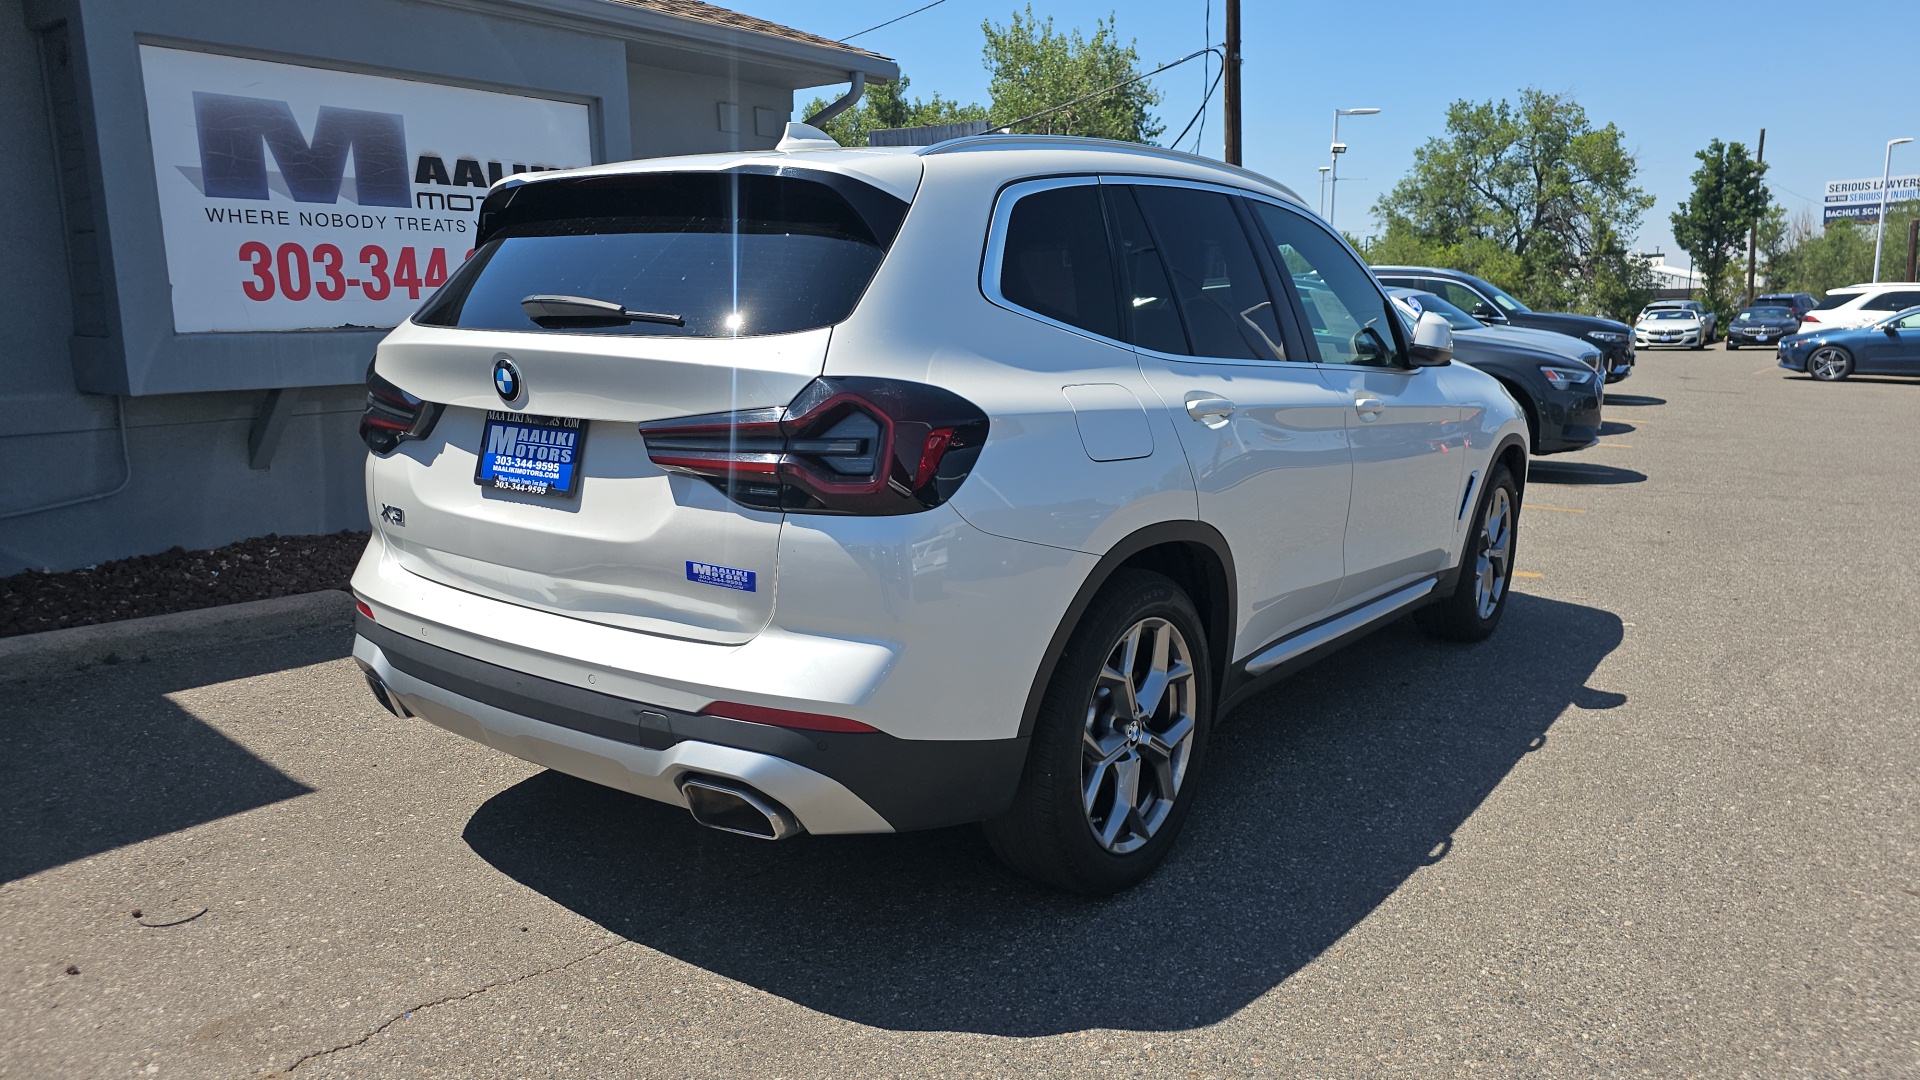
left=4, top=343, right=1916, bottom=1078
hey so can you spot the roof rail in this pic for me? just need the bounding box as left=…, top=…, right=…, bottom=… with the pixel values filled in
left=919, top=134, right=1304, bottom=204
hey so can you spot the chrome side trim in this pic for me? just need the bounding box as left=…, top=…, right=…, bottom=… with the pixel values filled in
left=1242, top=579, right=1436, bottom=676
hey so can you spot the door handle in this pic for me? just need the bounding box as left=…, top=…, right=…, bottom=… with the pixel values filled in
left=1354, top=395, right=1385, bottom=421
left=1184, top=394, right=1235, bottom=428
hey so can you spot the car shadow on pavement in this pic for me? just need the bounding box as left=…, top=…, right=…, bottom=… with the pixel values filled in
left=1529, top=461, right=1647, bottom=485
left=464, top=592, right=1622, bottom=1036
left=0, top=629, right=335, bottom=884
left=1603, top=394, right=1666, bottom=406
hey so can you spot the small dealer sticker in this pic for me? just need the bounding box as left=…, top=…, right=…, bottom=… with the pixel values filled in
left=686, top=561, right=756, bottom=592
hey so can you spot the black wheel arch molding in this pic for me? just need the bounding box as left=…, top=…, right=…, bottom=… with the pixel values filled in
left=1016, top=520, right=1237, bottom=740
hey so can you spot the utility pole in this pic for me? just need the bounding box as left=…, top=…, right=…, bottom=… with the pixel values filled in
left=1745, top=128, right=1764, bottom=307
left=1908, top=218, right=1919, bottom=282
left=1222, top=0, right=1241, bottom=166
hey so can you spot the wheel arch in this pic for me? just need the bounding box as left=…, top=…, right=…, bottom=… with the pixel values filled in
left=1017, top=521, right=1236, bottom=739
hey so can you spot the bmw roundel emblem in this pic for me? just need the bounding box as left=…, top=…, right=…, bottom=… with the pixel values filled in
left=492, top=358, right=520, bottom=403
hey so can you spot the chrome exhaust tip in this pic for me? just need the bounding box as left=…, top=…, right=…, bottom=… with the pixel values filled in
left=355, top=661, right=410, bottom=718
left=678, top=776, right=802, bottom=841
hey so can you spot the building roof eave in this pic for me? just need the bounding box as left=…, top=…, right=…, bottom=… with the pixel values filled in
left=422, top=0, right=899, bottom=88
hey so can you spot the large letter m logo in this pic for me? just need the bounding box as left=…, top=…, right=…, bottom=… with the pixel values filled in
left=193, top=92, right=409, bottom=206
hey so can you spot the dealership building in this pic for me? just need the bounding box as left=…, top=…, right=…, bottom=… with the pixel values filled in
left=0, top=0, right=894, bottom=574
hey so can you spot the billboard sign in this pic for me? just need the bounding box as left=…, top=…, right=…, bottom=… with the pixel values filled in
left=138, top=46, right=592, bottom=333
left=1824, top=174, right=1920, bottom=226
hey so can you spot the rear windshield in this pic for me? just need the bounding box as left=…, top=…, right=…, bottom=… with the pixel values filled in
left=1810, top=292, right=1859, bottom=311
left=415, top=170, right=908, bottom=338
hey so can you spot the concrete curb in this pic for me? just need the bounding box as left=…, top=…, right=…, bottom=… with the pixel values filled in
left=0, top=590, right=356, bottom=683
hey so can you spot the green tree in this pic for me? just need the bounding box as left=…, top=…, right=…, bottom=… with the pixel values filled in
left=1370, top=89, right=1654, bottom=320
left=1764, top=202, right=1920, bottom=296
left=1670, top=139, right=1771, bottom=319
left=801, top=74, right=990, bottom=147
left=982, top=6, right=1162, bottom=142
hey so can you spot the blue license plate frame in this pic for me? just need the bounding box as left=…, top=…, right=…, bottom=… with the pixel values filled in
left=474, top=411, right=586, bottom=500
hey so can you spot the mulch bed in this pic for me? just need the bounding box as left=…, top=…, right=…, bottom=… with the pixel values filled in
left=0, top=531, right=369, bottom=638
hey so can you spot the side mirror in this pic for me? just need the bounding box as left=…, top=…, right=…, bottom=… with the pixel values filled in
left=1471, top=302, right=1503, bottom=322
left=1408, top=310, right=1453, bottom=366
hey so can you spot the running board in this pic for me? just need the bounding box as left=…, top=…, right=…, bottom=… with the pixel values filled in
left=1242, top=580, right=1437, bottom=676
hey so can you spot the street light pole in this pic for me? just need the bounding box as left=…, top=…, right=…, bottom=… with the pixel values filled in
left=1873, top=137, right=1913, bottom=283
left=1745, top=128, right=1764, bottom=307
left=1328, top=107, right=1379, bottom=230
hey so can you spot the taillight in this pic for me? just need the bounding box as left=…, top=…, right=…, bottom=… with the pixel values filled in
left=639, top=376, right=989, bottom=515
left=359, top=358, right=444, bottom=454
left=1801, top=314, right=1819, bottom=324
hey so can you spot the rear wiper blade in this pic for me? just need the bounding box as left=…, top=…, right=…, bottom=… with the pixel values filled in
left=520, top=294, right=685, bottom=327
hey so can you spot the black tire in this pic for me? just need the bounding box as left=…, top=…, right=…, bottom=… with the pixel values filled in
left=985, top=569, right=1212, bottom=895
left=1726, top=341, right=1740, bottom=350
left=1415, top=463, right=1519, bottom=643
left=1808, top=345, right=1853, bottom=381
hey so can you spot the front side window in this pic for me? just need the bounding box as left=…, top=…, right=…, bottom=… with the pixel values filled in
left=1128, top=184, right=1287, bottom=361
left=416, top=171, right=905, bottom=338
left=1887, top=308, right=1920, bottom=329
left=1250, top=201, right=1403, bottom=366
left=997, top=183, right=1123, bottom=339
left=1431, top=279, right=1494, bottom=315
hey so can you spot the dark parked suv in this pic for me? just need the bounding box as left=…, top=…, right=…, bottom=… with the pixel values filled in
left=1374, top=266, right=1635, bottom=382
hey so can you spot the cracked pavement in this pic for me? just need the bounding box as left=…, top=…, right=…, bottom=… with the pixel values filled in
left=3, top=348, right=1917, bottom=1077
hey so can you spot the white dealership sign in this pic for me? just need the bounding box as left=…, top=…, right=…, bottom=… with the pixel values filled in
left=139, top=46, right=592, bottom=333
left=1824, top=174, right=1920, bottom=226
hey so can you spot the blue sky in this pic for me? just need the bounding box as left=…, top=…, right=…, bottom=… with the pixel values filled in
left=735, top=0, right=1916, bottom=272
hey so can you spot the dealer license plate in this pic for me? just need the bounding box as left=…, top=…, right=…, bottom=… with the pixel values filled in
left=474, top=411, right=585, bottom=500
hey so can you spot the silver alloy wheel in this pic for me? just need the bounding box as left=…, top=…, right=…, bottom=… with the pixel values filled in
left=1473, top=487, right=1514, bottom=620
left=1808, top=346, right=1851, bottom=381
left=1081, top=617, right=1197, bottom=854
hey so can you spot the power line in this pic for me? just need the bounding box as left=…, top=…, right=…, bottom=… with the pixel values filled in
left=1172, top=65, right=1225, bottom=153
left=841, top=0, right=951, bottom=43
left=990, top=46, right=1221, bottom=135
left=1194, top=0, right=1210, bottom=153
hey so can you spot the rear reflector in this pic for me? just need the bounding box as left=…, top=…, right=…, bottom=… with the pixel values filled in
left=699, top=701, right=879, bottom=733
left=355, top=599, right=375, bottom=621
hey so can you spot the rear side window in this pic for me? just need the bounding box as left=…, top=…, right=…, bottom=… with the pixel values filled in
left=998, top=184, right=1122, bottom=340
left=1811, top=292, right=1860, bottom=311
left=1129, top=185, right=1287, bottom=361
left=415, top=171, right=906, bottom=338
left=1863, top=290, right=1920, bottom=311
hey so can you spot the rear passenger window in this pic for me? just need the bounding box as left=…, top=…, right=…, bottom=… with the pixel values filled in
left=1249, top=201, right=1404, bottom=366
left=1864, top=290, right=1920, bottom=311
left=999, top=184, right=1122, bottom=340
left=1129, top=185, right=1288, bottom=361
left=1105, top=186, right=1192, bottom=355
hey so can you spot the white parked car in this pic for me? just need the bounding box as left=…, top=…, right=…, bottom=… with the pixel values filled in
left=1635, top=307, right=1708, bottom=349
left=1798, top=283, right=1920, bottom=331
left=351, top=127, right=1530, bottom=894
left=1639, top=299, right=1716, bottom=343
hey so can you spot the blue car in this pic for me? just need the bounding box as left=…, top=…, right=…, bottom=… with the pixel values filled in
left=1778, top=305, right=1920, bottom=381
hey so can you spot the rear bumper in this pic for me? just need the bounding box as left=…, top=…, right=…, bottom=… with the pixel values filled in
left=354, top=617, right=1027, bottom=833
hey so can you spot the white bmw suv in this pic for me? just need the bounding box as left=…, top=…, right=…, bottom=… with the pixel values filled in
left=351, top=127, right=1530, bottom=894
